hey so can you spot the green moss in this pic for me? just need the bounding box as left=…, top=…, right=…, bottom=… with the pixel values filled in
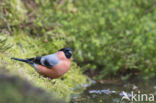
left=0, top=33, right=87, bottom=101
left=40, top=0, right=156, bottom=79
left=0, top=71, right=64, bottom=103
left=0, top=35, right=11, bottom=52
left=0, top=0, right=27, bottom=26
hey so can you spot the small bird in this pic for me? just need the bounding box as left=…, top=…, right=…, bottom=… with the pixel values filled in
left=11, top=48, right=72, bottom=79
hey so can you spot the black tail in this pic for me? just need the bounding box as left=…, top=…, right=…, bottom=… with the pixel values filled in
left=11, top=57, right=33, bottom=64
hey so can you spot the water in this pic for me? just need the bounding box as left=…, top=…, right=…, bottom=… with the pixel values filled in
left=71, top=79, right=156, bottom=103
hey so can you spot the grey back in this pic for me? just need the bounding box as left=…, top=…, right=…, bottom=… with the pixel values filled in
left=40, top=52, right=60, bottom=68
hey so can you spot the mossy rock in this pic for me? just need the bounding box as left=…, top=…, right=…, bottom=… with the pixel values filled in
left=0, top=71, right=64, bottom=103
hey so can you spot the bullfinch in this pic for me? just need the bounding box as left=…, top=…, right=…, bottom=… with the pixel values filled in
left=11, top=48, right=72, bottom=79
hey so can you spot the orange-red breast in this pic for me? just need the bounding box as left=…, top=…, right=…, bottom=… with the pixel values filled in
left=11, top=48, right=72, bottom=79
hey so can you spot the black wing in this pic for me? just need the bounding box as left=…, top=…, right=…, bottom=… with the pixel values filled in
left=27, top=57, right=42, bottom=65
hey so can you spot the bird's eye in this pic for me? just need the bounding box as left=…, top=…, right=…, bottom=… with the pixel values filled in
left=64, top=50, right=72, bottom=58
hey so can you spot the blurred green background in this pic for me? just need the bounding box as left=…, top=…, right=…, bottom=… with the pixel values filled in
left=0, top=0, right=156, bottom=102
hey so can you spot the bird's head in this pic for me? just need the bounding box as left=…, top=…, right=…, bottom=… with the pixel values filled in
left=59, top=48, right=72, bottom=59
